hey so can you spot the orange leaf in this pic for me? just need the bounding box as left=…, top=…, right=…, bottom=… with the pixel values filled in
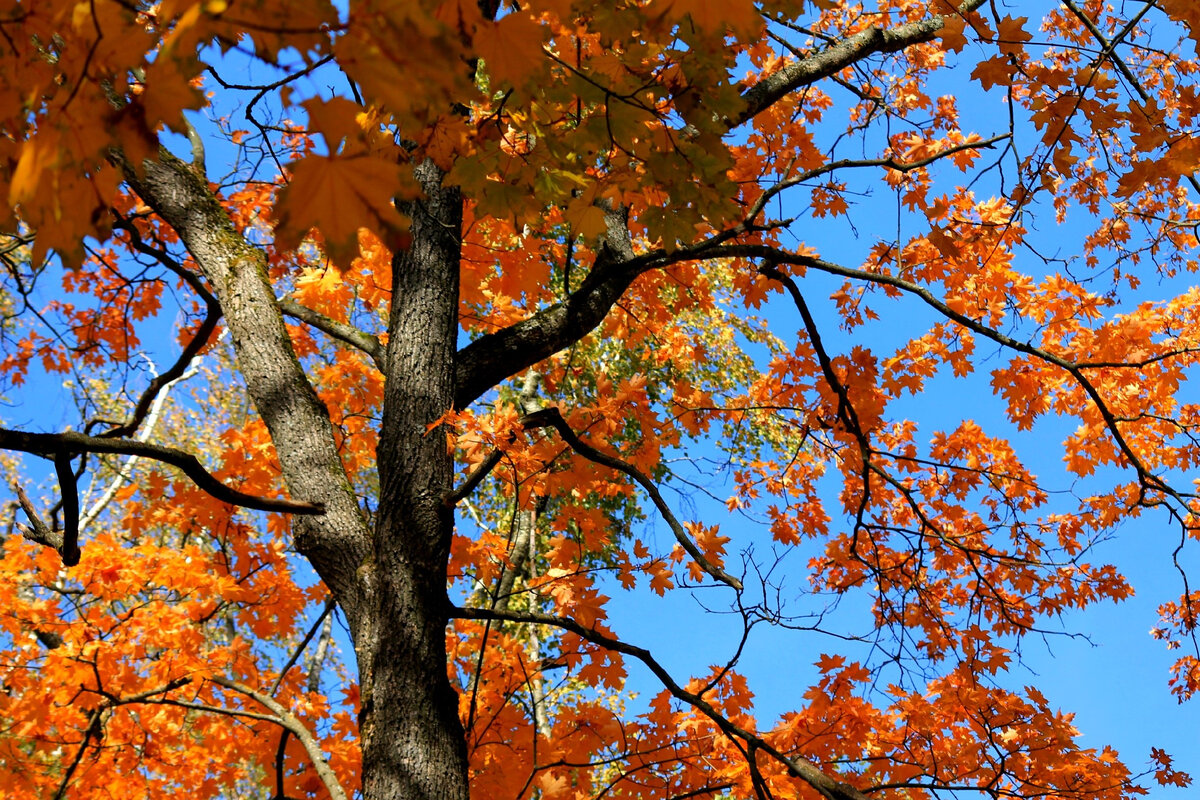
left=275, top=154, right=415, bottom=268
left=472, top=12, right=546, bottom=89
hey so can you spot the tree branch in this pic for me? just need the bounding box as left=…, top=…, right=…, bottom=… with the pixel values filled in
left=271, top=597, right=337, bottom=696
left=452, top=604, right=868, bottom=800
left=759, top=264, right=865, bottom=438
left=278, top=297, right=387, bottom=372
left=455, top=204, right=635, bottom=408
left=736, top=0, right=988, bottom=126
left=103, top=213, right=222, bottom=440
left=109, top=678, right=352, bottom=800
left=80, top=361, right=202, bottom=533
left=212, top=676, right=350, bottom=800
left=13, top=481, right=61, bottom=551
left=0, top=427, right=325, bottom=517
left=444, top=447, right=505, bottom=506
left=452, top=129, right=1002, bottom=411
left=116, top=146, right=371, bottom=614
left=520, top=406, right=743, bottom=591
left=709, top=244, right=1176, bottom=499
left=54, top=678, right=193, bottom=800
left=54, top=452, right=81, bottom=566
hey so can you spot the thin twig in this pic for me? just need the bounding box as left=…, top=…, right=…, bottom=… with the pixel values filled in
left=453, top=604, right=867, bottom=800
left=271, top=598, right=336, bottom=697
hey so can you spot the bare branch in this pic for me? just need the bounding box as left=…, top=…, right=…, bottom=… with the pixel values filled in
left=271, top=597, right=337, bottom=696
left=103, top=214, right=222, bottom=440
left=80, top=361, right=202, bottom=532
left=54, top=452, right=81, bottom=566
left=13, top=481, right=61, bottom=551
left=0, top=427, right=325, bottom=517
left=306, top=608, right=335, bottom=694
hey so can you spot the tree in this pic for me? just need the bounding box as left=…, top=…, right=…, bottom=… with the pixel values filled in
left=0, top=0, right=1199, bottom=798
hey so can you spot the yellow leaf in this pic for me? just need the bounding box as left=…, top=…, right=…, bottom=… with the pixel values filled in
left=566, top=186, right=609, bottom=240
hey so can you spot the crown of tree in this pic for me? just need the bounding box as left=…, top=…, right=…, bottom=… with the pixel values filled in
left=0, top=2, right=1197, bottom=799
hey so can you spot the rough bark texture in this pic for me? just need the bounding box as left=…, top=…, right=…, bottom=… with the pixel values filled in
left=360, top=158, right=470, bottom=800
left=121, top=148, right=633, bottom=800
left=125, top=151, right=472, bottom=800
left=120, top=151, right=372, bottom=624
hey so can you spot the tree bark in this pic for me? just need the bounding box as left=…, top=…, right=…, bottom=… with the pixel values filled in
left=119, top=150, right=372, bottom=621
left=360, top=158, right=470, bottom=800
left=121, top=150, right=471, bottom=800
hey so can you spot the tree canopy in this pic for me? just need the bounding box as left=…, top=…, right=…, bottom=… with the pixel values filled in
left=0, top=1, right=1199, bottom=799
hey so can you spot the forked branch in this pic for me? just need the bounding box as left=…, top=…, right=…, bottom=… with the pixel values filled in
left=104, top=213, right=222, bottom=440
left=712, top=245, right=1172, bottom=497
left=74, top=675, right=349, bottom=800
left=54, top=678, right=192, bottom=800
left=212, top=676, right=350, bottom=800
left=453, top=131, right=1003, bottom=414
left=13, top=481, right=63, bottom=553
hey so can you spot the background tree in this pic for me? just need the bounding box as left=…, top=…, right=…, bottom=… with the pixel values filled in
left=0, top=1, right=1198, bottom=799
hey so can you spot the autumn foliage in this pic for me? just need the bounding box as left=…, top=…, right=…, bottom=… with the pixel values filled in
left=1, top=1, right=1200, bottom=799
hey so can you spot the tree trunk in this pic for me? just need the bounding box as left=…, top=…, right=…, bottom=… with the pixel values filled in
left=357, top=158, right=470, bottom=800
left=126, top=149, right=473, bottom=800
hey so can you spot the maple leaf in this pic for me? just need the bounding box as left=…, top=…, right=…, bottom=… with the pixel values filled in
left=275, top=154, right=415, bottom=268
left=139, top=56, right=207, bottom=136
left=995, top=15, right=1032, bottom=57
left=473, top=12, right=546, bottom=89
left=936, top=9, right=968, bottom=53
left=971, top=55, right=1016, bottom=90
left=303, top=96, right=374, bottom=155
